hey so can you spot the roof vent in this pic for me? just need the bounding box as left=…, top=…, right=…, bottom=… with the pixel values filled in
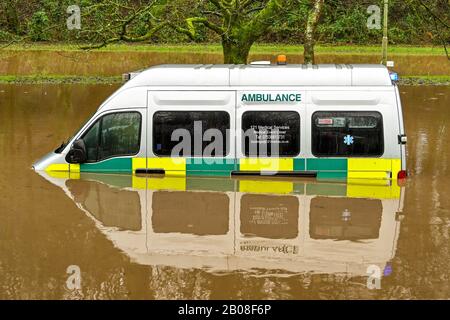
left=122, top=71, right=141, bottom=82
left=250, top=61, right=271, bottom=65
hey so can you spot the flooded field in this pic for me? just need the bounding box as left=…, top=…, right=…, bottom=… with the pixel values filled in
left=0, top=83, right=449, bottom=299
left=0, top=50, right=449, bottom=77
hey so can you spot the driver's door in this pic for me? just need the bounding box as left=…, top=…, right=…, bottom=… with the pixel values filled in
left=77, top=108, right=147, bottom=174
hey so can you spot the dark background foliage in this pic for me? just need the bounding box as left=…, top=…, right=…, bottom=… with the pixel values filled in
left=0, top=0, right=448, bottom=45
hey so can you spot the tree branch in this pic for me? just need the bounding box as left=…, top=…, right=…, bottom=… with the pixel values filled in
left=79, top=1, right=168, bottom=49
left=200, top=10, right=223, bottom=17
left=244, top=0, right=289, bottom=41
left=174, top=16, right=225, bottom=38
left=209, top=0, right=232, bottom=20
left=122, top=22, right=169, bottom=42
left=416, top=0, right=450, bottom=29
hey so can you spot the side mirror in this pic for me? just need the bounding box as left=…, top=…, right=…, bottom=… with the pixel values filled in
left=65, top=139, right=87, bottom=164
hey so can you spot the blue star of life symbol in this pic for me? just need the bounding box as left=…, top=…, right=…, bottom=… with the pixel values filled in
left=344, top=135, right=354, bottom=146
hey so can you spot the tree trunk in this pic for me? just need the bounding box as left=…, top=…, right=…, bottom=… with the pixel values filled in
left=304, top=0, right=324, bottom=64
left=5, top=0, right=20, bottom=34
left=222, top=38, right=252, bottom=64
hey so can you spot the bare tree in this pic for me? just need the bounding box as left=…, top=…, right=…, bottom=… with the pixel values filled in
left=411, top=0, right=450, bottom=60
left=80, top=0, right=169, bottom=49
left=171, top=0, right=294, bottom=63
left=3, top=0, right=20, bottom=34
left=82, top=0, right=295, bottom=64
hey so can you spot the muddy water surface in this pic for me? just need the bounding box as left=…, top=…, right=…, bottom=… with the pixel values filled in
left=0, top=50, right=449, bottom=76
left=0, top=84, right=449, bottom=299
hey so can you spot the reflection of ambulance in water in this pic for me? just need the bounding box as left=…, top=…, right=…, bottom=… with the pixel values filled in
left=38, top=171, right=405, bottom=277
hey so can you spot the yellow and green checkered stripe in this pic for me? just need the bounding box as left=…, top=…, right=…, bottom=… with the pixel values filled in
left=46, top=157, right=401, bottom=181
left=47, top=172, right=399, bottom=199
left=130, top=177, right=402, bottom=199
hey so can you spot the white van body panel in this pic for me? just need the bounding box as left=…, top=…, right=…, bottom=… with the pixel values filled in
left=119, top=64, right=392, bottom=88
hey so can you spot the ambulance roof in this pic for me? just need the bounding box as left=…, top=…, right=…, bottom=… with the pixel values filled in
left=123, top=64, right=394, bottom=88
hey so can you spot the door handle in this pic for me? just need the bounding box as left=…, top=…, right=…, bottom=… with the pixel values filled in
left=135, top=168, right=165, bottom=175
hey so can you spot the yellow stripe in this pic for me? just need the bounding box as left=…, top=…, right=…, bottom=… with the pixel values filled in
left=45, top=163, right=80, bottom=179
left=132, top=175, right=147, bottom=190
left=348, top=158, right=394, bottom=180
left=132, top=176, right=187, bottom=191
left=346, top=183, right=401, bottom=199
left=347, top=178, right=390, bottom=186
left=239, top=158, right=293, bottom=172
left=69, top=172, right=80, bottom=180
left=148, top=177, right=186, bottom=191
left=239, top=180, right=293, bottom=194
left=391, top=159, right=401, bottom=180
left=45, top=171, right=70, bottom=179
left=348, top=171, right=390, bottom=179
left=132, top=158, right=187, bottom=188
left=70, top=164, right=80, bottom=173
left=45, top=164, right=70, bottom=172
left=132, top=158, right=146, bottom=174
left=348, top=158, right=391, bottom=171
left=148, top=158, right=186, bottom=176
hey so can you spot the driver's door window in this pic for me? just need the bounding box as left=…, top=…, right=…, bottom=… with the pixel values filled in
left=82, top=112, right=141, bottom=162
left=83, top=121, right=100, bottom=161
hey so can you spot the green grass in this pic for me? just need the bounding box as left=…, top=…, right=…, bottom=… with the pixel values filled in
left=1, top=43, right=448, bottom=85
left=0, top=74, right=122, bottom=84
left=1, top=42, right=447, bottom=56
left=401, top=75, right=450, bottom=85
left=403, top=75, right=450, bottom=81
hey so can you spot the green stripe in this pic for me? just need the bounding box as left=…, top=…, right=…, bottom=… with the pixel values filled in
left=80, top=158, right=132, bottom=173
left=293, top=182, right=305, bottom=194
left=293, top=158, right=306, bottom=171
left=306, top=183, right=347, bottom=196
left=77, top=157, right=351, bottom=177
left=317, top=171, right=348, bottom=180
left=80, top=173, right=133, bottom=188
left=306, top=158, right=348, bottom=171
left=187, top=170, right=231, bottom=177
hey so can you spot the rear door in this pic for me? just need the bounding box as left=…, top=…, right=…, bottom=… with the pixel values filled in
left=394, top=86, right=407, bottom=174
left=307, top=89, right=400, bottom=181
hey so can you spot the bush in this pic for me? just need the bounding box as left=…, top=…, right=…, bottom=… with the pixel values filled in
left=319, top=4, right=381, bottom=44
left=28, top=10, right=50, bottom=41
left=0, top=29, right=16, bottom=42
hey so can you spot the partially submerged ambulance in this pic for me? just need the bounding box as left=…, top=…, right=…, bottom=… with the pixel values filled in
left=33, top=63, right=407, bottom=182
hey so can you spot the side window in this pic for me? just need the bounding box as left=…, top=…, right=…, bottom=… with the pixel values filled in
left=81, top=112, right=141, bottom=162
left=153, top=111, right=230, bottom=157
left=83, top=120, right=100, bottom=161
left=242, top=111, right=300, bottom=157
left=312, top=111, right=383, bottom=157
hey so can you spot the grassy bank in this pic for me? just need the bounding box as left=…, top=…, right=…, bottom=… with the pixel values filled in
left=1, top=43, right=448, bottom=56
left=0, top=75, right=121, bottom=84
left=401, top=76, right=450, bottom=86
left=1, top=74, right=449, bottom=85
left=1, top=43, right=448, bottom=85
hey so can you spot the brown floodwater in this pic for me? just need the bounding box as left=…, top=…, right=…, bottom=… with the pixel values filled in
left=0, top=50, right=449, bottom=76
left=0, top=83, right=449, bottom=299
